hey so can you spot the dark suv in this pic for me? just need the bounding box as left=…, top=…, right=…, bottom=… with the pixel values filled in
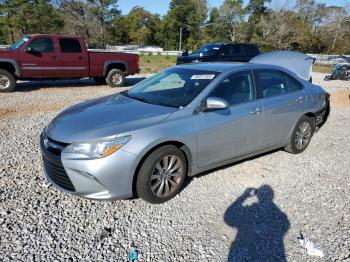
left=176, top=43, right=260, bottom=65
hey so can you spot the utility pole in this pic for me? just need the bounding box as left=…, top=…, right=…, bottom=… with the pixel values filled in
left=179, top=26, right=183, bottom=51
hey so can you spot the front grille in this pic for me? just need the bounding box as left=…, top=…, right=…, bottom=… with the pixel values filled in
left=43, top=157, right=75, bottom=191
left=46, top=137, right=69, bottom=156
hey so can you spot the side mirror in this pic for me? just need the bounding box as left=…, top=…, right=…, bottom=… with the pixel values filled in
left=205, top=97, right=229, bottom=111
left=25, top=46, right=33, bottom=53
left=25, top=46, right=39, bottom=54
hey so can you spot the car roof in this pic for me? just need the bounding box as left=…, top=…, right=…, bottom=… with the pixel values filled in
left=174, top=62, right=301, bottom=78
left=176, top=62, right=248, bottom=72
left=29, top=34, right=84, bottom=39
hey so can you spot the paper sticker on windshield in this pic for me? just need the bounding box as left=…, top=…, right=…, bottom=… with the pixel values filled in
left=23, top=37, right=29, bottom=42
left=191, top=75, right=215, bottom=80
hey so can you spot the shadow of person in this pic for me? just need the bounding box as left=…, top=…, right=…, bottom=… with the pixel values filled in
left=224, top=185, right=290, bottom=262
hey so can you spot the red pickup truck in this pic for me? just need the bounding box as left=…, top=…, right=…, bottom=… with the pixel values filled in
left=0, top=34, right=140, bottom=92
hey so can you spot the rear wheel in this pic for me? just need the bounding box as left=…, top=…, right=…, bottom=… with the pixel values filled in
left=284, top=116, right=314, bottom=154
left=0, top=69, right=16, bottom=93
left=136, top=145, right=187, bottom=204
left=106, top=69, right=125, bottom=88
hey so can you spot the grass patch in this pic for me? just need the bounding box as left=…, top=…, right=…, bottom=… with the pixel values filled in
left=139, top=55, right=177, bottom=74
left=139, top=56, right=333, bottom=75
left=313, top=64, right=332, bottom=74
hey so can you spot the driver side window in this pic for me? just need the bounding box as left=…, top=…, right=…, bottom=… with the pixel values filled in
left=210, top=71, right=256, bottom=106
left=28, top=37, right=55, bottom=53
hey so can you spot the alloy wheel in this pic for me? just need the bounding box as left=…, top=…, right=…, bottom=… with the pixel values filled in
left=295, top=122, right=312, bottom=150
left=150, top=155, right=184, bottom=198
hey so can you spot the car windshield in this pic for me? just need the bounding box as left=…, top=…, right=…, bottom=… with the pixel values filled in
left=193, top=44, right=222, bottom=56
left=126, top=68, right=219, bottom=108
left=10, top=35, right=31, bottom=50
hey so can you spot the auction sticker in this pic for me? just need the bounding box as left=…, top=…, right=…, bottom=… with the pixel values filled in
left=191, top=75, right=215, bottom=80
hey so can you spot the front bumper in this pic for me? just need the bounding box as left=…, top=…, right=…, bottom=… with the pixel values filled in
left=40, top=134, right=137, bottom=200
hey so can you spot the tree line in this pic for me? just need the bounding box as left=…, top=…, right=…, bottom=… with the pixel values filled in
left=0, top=0, right=349, bottom=54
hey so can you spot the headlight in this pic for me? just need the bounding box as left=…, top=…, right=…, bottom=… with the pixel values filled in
left=62, top=136, right=131, bottom=159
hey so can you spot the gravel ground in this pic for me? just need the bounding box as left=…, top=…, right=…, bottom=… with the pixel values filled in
left=0, top=73, right=349, bottom=261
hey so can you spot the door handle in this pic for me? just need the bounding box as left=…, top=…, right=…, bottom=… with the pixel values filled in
left=78, top=56, right=83, bottom=60
left=296, top=96, right=304, bottom=103
left=51, top=56, right=57, bottom=59
left=250, top=107, right=263, bottom=115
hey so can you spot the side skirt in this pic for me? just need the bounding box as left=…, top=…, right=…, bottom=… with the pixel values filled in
left=189, top=144, right=284, bottom=177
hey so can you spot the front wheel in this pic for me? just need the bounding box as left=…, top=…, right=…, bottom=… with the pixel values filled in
left=284, top=116, right=314, bottom=154
left=106, top=69, right=125, bottom=88
left=0, top=69, right=16, bottom=93
left=136, top=145, right=187, bottom=204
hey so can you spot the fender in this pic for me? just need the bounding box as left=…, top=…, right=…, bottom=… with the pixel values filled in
left=103, top=60, right=129, bottom=76
left=0, top=59, right=21, bottom=77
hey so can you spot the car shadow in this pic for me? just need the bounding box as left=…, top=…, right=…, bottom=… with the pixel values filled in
left=224, top=185, right=290, bottom=261
left=14, top=76, right=146, bottom=92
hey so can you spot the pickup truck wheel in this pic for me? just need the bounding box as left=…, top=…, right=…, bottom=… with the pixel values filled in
left=93, top=77, right=106, bottom=85
left=106, top=69, right=125, bottom=88
left=0, top=69, right=16, bottom=93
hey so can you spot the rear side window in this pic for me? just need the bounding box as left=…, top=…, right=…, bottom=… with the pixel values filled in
left=255, top=70, right=288, bottom=98
left=231, top=45, right=241, bottom=55
left=28, top=37, right=54, bottom=53
left=245, top=45, right=259, bottom=55
left=59, top=38, right=82, bottom=53
left=218, top=45, right=231, bottom=57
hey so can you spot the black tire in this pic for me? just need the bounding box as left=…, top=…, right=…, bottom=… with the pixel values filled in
left=136, top=145, right=188, bottom=204
left=284, top=115, right=315, bottom=154
left=106, top=68, right=125, bottom=88
left=93, top=77, right=106, bottom=85
left=0, top=69, right=16, bottom=93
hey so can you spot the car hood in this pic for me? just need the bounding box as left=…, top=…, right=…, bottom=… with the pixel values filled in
left=177, top=53, right=202, bottom=62
left=0, top=48, right=12, bottom=55
left=46, top=94, right=177, bottom=143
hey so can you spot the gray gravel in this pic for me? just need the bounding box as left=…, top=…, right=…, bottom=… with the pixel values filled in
left=0, top=74, right=349, bottom=261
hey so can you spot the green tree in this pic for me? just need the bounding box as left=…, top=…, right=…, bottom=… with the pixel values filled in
left=159, top=0, right=208, bottom=50
left=219, top=0, right=246, bottom=43
left=86, top=0, right=120, bottom=46
left=0, top=0, right=63, bottom=43
left=205, top=7, right=229, bottom=42
left=124, top=7, right=161, bottom=45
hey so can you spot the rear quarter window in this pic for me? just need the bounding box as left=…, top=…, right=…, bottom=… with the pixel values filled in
left=286, top=75, right=303, bottom=93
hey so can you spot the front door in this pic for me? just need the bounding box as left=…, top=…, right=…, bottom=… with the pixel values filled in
left=20, top=36, right=59, bottom=78
left=195, top=70, right=264, bottom=168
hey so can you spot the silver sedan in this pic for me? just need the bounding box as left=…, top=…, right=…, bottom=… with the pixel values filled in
left=40, top=57, right=330, bottom=203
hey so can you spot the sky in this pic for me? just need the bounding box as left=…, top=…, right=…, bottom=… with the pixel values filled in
left=118, top=0, right=347, bottom=16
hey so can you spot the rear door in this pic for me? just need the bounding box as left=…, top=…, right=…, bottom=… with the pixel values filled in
left=254, top=69, right=306, bottom=147
left=56, top=37, right=89, bottom=77
left=20, top=36, right=60, bottom=78
left=195, top=70, right=264, bottom=167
